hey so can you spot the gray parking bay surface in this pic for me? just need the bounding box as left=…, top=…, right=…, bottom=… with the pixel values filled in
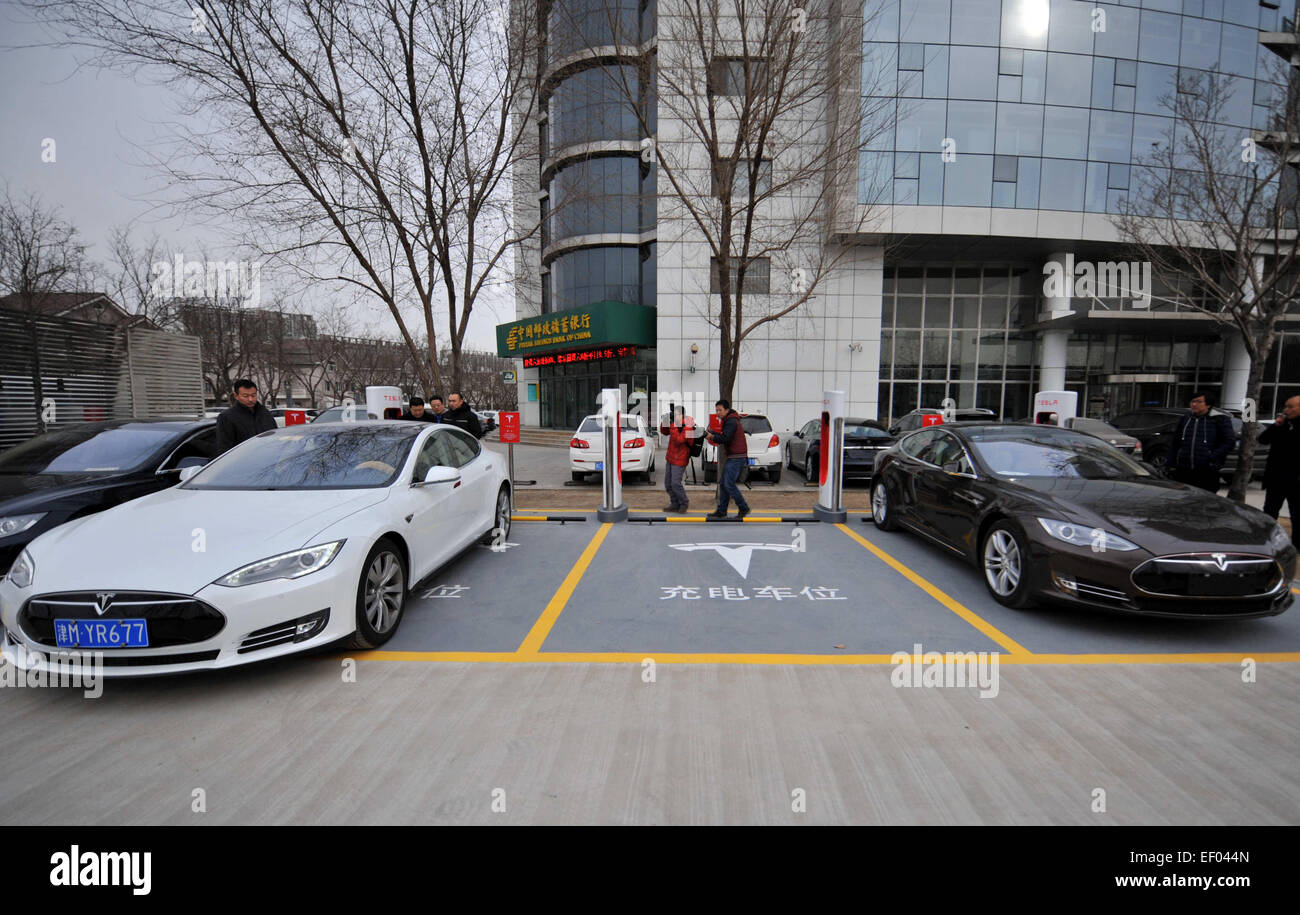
left=541, top=522, right=1005, bottom=655
left=1, top=659, right=1296, bottom=824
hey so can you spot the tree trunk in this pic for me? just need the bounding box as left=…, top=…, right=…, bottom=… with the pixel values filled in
left=1227, top=328, right=1272, bottom=503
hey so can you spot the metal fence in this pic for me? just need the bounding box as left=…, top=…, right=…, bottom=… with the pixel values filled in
left=0, top=311, right=204, bottom=451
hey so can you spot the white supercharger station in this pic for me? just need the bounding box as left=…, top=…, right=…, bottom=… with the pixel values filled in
left=812, top=389, right=847, bottom=523
left=596, top=387, right=628, bottom=522
left=1033, top=390, right=1078, bottom=426
left=365, top=385, right=405, bottom=420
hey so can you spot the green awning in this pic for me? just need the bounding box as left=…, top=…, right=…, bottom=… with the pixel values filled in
left=496, top=301, right=656, bottom=358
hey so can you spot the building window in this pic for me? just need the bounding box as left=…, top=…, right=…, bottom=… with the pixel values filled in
left=710, top=257, right=770, bottom=294
left=709, top=56, right=769, bottom=96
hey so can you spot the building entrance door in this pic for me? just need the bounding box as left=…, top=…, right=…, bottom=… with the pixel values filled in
left=1091, top=374, right=1176, bottom=419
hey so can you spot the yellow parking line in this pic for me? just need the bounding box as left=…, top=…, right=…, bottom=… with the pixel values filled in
left=515, top=522, right=612, bottom=656
left=835, top=523, right=1033, bottom=658
left=349, top=650, right=1300, bottom=665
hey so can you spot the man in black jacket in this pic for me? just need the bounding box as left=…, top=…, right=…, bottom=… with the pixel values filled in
left=1261, top=395, right=1300, bottom=534
left=1167, top=391, right=1236, bottom=492
left=214, top=379, right=277, bottom=453
left=445, top=392, right=483, bottom=438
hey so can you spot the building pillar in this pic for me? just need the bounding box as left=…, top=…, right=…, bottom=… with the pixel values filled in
left=1039, top=251, right=1073, bottom=392
left=1222, top=331, right=1250, bottom=414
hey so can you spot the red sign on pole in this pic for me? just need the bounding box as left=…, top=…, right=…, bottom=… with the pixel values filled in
left=921, top=414, right=944, bottom=427
left=499, top=412, right=521, bottom=443
left=284, top=410, right=308, bottom=426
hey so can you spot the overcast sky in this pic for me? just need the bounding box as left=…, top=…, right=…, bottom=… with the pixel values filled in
left=0, top=8, right=507, bottom=351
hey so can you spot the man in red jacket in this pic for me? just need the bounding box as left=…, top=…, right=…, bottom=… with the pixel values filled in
left=661, top=407, right=694, bottom=513
left=707, top=399, right=750, bottom=520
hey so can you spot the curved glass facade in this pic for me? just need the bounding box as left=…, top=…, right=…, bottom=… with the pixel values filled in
left=542, top=0, right=657, bottom=313
left=859, top=0, right=1298, bottom=212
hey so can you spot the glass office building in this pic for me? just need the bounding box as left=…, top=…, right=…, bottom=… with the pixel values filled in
left=508, top=0, right=1300, bottom=428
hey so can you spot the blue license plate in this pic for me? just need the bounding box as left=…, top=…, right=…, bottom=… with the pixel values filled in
left=748, top=458, right=757, bottom=465
left=595, top=461, right=604, bottom=470
left=54, top=619, right=149, bottom=648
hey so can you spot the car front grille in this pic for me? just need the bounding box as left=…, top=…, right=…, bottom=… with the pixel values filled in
left=1131, top=554, right=1283, bottom=598
left=20, top=591, right=226, bottom=647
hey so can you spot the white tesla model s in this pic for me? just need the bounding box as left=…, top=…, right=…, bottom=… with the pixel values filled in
left=0, top=422, right=511, bottom=676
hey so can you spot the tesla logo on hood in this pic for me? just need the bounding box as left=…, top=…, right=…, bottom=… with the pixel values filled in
left=94, top=592, right=115, bottom=616
left=1211, top=553, right=1228, bottom=571
left=669, top=542, right=795, bottom=579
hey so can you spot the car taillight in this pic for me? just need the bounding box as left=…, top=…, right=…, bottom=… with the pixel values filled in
left=1133, top=442, right=1142, bottom=453
left=624, top=437, right=645, bottom=449
left=768, top=434, right=779, bottom=449
left=570, top=438, right=589, bottom=449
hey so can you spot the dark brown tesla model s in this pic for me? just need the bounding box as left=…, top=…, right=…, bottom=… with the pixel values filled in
left=870, top=424, right=1295, bottom=618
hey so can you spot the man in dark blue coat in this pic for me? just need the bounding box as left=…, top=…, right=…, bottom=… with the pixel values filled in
left=1167, top=391, right=1236, bottom=493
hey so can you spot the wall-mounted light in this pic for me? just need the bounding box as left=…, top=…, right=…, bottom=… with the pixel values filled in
left=848, top=343, right=862, bottom=353
left=689, top=342, right=699, bottom=374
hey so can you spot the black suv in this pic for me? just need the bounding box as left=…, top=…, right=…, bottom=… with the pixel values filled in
left=1110, top=408, right=1266, bottom=482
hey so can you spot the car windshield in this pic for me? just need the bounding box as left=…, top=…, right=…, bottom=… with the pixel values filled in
left=0, top=425, right=181, bottom=474
left=187, top=426, right=417, bottom=489
left=846, top=424, right=891, bottom=441
left=578, top=416, right=641, bottom=432
left=741, top=416, right=772, bottom=434
left=967, top=431, right=1150, bottom=479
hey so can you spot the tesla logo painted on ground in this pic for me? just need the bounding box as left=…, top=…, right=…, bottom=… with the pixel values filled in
left=94, top=593, right=115, bottom=616
left=669, top=542, right=797, bottom=579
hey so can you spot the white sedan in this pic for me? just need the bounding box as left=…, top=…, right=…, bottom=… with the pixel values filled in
left=569, top=414, right=655, bottom=482
left=0, top=422, right=511, bottom=676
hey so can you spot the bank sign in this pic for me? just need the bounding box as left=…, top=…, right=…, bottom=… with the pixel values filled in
left=496, top=301, right=656, bottom=358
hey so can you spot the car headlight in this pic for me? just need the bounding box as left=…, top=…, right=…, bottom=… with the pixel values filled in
left=7, top=549, right=35, bottom=589
left=1037, top=518, right=1140, bottom=552
left=214, top=541, right=345, bottom=588
left=0, top=513, right=47, bottom=538
left=1268, top=523, right=1292, bottom=552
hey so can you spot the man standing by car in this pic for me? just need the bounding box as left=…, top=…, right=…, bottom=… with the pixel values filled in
left=445, top=392, right=484, bottom=438
left=401, top=396, right=437, bottom=423
left=661, top=407, right=694, bottom=513
left=1167, top=391, right=1236, bottom=492
left=1261, top=395, right=1300, bottom=534
left=706, top=399, right=750, bottom=520
left=214, top=379, right=277, bottom=454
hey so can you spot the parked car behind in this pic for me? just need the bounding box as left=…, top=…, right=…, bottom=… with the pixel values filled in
left=888, top=407, right=998, bottom=436
left=0, top=419, right=217, bottom=575
left=570, top=414, right=656, bottom=482
left=786, top=417, right=894, bottom=484
left=1110, top=407, right=1265, bottom=482
left=1061, top=417, right=1142, bottom=458
left=701, top=413, right=781, bottom=483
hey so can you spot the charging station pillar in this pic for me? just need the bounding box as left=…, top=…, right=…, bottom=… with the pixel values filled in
left=596, top=387, right=628, bottom=522
left=812, top=390, right=847, bottom=524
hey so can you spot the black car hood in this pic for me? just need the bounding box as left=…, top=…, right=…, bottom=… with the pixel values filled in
left=0, top=472, right=138, bottom=514
left=1005, top=477, right=1278, bottom=551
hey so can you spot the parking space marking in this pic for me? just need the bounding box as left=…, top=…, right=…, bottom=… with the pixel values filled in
left=515, top=522, right=613, bottom=656
left=835, top=522, right=1032, bottom=658
left=350, top=649, right=1300, bottom=664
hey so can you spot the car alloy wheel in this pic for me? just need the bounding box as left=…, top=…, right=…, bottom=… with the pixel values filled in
left=351, top=539, right=407, bottom=649
left=785, top=445, right=795, bottom=470
left=805, top=451, right=817, bottom=483
left=982, top=522, right=1033, bottom=609
left=871, top=478, right=899, bottom=531
left=481, top=484, right=511, bottom=545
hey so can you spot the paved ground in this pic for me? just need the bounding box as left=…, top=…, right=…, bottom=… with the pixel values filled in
left=1, top=515, right=1296, bottom=824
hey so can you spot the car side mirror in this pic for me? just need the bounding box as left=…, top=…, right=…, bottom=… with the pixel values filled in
left=178, top=465, right=205, bottom=483
left=794, top=430, right=803, bottom=438
left=418, top=465, right=460, bottom=486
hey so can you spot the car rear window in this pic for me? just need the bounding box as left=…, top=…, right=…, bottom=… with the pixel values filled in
left=741, top=416, right=772, bottom=434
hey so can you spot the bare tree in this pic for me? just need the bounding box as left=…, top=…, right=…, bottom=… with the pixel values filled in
left=0, top=188, right=91, bottom=433
left=26, top=0, right=544, bottom=395
left=558, top=0, right=891, bottom=400
left=103, top=227, right=175, bottom=328
left=1115, top=65, right=1300, bottom=503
